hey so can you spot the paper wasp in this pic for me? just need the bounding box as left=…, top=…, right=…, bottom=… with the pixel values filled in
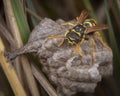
left=48, top=9, right=108, bottom=62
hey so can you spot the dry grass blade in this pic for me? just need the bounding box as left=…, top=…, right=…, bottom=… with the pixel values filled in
left=25, top=7, right=42, bottom=21
left=31, top=64, right=58, bottom=96
left=0, top=37, right=27, bottom=96
left=0, top=22, right=15, bottom=47
left=20, top=56, right=40, bottom=96
left=3, top=0, right=22, bottom=47
left=3, top=0, right=40, bottom=96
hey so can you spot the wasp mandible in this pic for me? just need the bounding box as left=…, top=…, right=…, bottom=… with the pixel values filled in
left=48, top=9, right=108, bottom=62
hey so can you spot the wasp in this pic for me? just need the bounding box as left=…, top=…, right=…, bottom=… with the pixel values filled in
left=48, top=9, right=108, bottom=62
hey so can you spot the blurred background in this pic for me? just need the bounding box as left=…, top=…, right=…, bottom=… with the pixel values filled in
left=0, top=0, right=120, bottom=96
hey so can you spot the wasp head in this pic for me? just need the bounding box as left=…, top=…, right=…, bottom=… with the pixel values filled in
left=83, top=19, right=97, bottom=28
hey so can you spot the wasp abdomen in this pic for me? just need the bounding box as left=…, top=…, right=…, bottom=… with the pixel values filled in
left=66, top=32, right=80, bottom=44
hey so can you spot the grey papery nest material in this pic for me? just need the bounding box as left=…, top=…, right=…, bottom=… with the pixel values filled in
left=7, top=18, right=113, bottom=96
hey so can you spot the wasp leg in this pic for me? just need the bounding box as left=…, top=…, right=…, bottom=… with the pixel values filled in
left=48, top=35, right=65, bottom=47
left=73, top=44, right=83, bottom=56
left=88, top=37, right=96, bottom=62
left=57, top=39, right=65, bottom=47
left=94, top=32, right=110, bottom=50
left=76, top=17, right=79, bottom=24
left=78, top=38, right=84, bottom=45
left=48, top=35, right=64, bottom=39
left=76, top=17, right=79, bottom=22
left=73, top=39, right=84, bottom=57
left=61, top=22, right=76, bottom=27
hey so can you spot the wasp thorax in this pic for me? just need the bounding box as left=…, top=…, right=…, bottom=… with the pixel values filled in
left=65, top=24, right=86, bottom=45
left=73, top=24, right=85, bottom=32
left=83, top=19, right=97, bottom=28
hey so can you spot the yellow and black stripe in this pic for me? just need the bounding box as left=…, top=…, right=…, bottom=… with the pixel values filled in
left=65, top=24, right=86, bottom=45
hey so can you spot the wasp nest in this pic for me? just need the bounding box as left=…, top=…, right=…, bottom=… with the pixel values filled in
left=7, top=18, right=113, bottom=96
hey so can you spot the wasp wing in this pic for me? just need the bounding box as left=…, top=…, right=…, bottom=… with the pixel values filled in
left=86, top=25, right=108, bottom=34
left=77, top=9, right=89, bottom=24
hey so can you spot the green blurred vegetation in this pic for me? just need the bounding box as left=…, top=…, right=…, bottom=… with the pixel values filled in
left=0, top=0, right=120, bottom=96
